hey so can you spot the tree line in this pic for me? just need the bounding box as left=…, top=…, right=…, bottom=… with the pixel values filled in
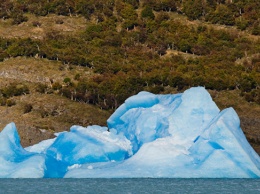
left=1, top=0, right=259, bottom=34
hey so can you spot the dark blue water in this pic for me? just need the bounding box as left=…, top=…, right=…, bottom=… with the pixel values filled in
left=0, top=179, right=260, bottom=194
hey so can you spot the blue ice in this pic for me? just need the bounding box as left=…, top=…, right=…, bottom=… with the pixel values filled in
left=0, top=87, right=260, bottom=178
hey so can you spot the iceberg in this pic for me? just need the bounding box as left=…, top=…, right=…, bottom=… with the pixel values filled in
left=0, top=123, right=45, bottom=178
left=0, top=87, right=260, bottom=178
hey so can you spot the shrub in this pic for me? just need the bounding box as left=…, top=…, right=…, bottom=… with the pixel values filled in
left=6, top=38, right=39, bottom=57
left=6, top=99, right=16, bottom=107
left=141, top=6, right=155, bottom=20
left=239, top=75, right=256, bottom=92
left=0, top=98, right=7, bottom=106
left=1, top=83, right=29, bottom=98
left=60, top=88, right=72, bottom=99
left=11, top=13, right=28, bottom=25
left=244, top=92, right=255, bottom=102
left=52, top=82, right=62, bottom=90
left=183, top=0, right=203, bottom=20
left=36, top=83, right=48, bottom=93
left=156, top=12, right=170, bottom=23
left=32, top=21, right=42, bottom=27
left=15, top=84, right=29, bottom=95
left=148, top=85, right=164, bottom=94
left=23, top=103, right=33, bottom=113
left=236, top=18, right=249, bottom=31
left=63, top=78, right=72, bottom=86
left=74, top=74, right=81, bottom=81
left=252, top=24, right=260, bottom=36
left=0, top=49, right=8, bottom=62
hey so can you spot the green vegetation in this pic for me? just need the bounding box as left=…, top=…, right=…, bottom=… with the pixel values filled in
left=0, top=0, right=259, bottom=109
left=0, top=0, right=259, bottom=150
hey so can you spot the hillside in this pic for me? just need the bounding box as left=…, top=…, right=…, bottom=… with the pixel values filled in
left=0, top=0, right=259, bottom=152
left=0, top=57, right=110, bottom=147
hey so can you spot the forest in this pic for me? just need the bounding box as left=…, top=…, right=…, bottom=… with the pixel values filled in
left=0, top=0, right=259, bottom=111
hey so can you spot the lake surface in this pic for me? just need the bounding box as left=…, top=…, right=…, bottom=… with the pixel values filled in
left=0, top=178, right=260, bottom=193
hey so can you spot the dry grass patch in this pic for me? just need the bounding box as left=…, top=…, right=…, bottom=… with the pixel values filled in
left=162, top=49, right=200, bottom=60
left=0, top=14, right=87, bottom=39
left=0, top=57, right=93, bottom=84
